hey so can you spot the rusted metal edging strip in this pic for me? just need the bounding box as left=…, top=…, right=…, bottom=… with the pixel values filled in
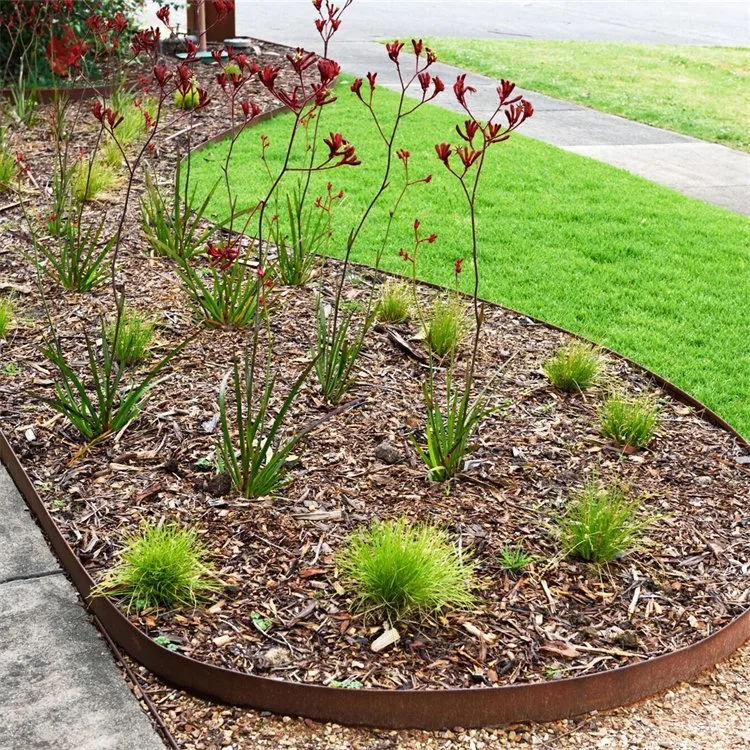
left=2, top=418, right=748, bottom=729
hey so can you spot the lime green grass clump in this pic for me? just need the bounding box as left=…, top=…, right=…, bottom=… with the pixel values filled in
left=92, top=523, right=221, bottom=613
left=338, top=518, right=476, bottom=624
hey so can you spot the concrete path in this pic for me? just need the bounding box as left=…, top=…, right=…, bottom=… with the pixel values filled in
left=145, top=1, right=750, bottom=214
left=0, top=465, right=163, bottom=750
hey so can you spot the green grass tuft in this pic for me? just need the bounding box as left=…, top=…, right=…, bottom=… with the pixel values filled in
left=92, top=522, right=221, bottom=613
left=338, top=518, right=476, bottom=624
left=377, top=279, right=412, bottom=324
left=424, top=296, right=468, bottom=358
left=185, top=80, right=750, bottom=436
left=0, top=145, right=17, bottom=191
left=108, top=310, right=155, bottom=366
left=600, top=392, right=660, bottom=450
left=71, top=157, right=117, bottom=202
left=0, top=296, right=14, bottom=338
left=498, top=544, right=534, bottom=575
left=174, top=86, right=201, bottom=110
left=558, top=480, right=651, bottom=563
left=543, top=341, right=601, bottom=392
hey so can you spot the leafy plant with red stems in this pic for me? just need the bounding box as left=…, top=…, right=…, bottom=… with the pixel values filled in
left=25, top=7, right=216, bottom=440
left=405, top=77, right=534, bottom=479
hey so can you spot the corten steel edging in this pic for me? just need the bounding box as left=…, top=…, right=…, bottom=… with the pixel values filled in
left=0, top=83, right=113, bottom=104
left=2, top=380, right=749, bottom=729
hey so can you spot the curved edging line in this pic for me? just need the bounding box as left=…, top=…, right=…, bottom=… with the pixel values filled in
left=2, top=382, right=748, bottom=729
left=0, top=83, right=113, bottom=104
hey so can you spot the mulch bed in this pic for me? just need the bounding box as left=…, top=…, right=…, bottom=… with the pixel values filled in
left=1, top=40, right=748, bottom=700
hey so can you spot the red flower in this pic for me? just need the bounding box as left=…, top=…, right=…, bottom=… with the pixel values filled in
left=240, top=100, right=261, bottom=119
left=366, top=71, right=377, bottom=90
left=386, top=40, right=404, bottom=63
left=454, top=257, right=463, bottom=275
left=153, top=63, right=171, bottom=88
left=287, top=48, right=316, bottom=74
left=396, top=149, right=410, bottom=165
left=156, top=5, right=170, bottom=26
left=207, top=241, right=240, bottom=271
left=323, top=132, right=360, bottom=166
left=453, top=74, right=476, bottom=108
left=456, top=119, right=479, bottom=144
left=412, top=38, right=423, bottom=57
left=497, top=79, right=521, bottom=105
left=456, top=146, right=481, bottom=170
left=427, top=234, right=437, bottom=244
left=91, top=100, right=104, bottom=123
left=350, top=78, right=363, bottom=98
left=317, top=57, right=340, bottom=85
left=46, top=26, right=88, bottom=76
left=259, top=65, right=280, bottom=91
left=435, top=142, right=452, bottom=165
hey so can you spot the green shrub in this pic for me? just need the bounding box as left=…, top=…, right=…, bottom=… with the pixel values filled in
left=498, top=544, right=533, bottom=575
left=424, top=296, right=468, bottom=358
left=558, top=480, right=651, bottom=563
left=600, top=392, right=660, bottom=450
left=0, top=296, right=14, bottom=338
left=92, top=522, right=222, bottom=613
left=338, top=518, right=476, bottom=624
left=71, top=157, right=117, bottom=202
left=377, top=280, right=411, bottom=324
left=543, top=341, right=601, bottom=392
left=107, top=310, right=155, bottom=366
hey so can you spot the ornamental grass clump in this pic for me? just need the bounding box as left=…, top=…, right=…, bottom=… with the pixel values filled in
left=107, top=309, right=155, bottom=366
left=0, top=296, right=14, bottom=338
left=377, top=279, right=412, bottom=324
left=0, top=141, right=17, bottom=191
left=92, top=522, right=222, bottom=613
left=71, top=156, right=117, bottom=202
left=543, top=341, right=601, bottom=392
left=600, top=392, right=660, bottom=450
left=558, top=480, right=651, bottom=563
left=424, top=295, right=468, bottom=358
left=338, top=518, right=476, bottom=624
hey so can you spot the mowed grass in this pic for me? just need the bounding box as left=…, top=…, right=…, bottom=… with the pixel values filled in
left=421, top=39, right=750, bottom=152
left=187, top=81, right=750, bottom=436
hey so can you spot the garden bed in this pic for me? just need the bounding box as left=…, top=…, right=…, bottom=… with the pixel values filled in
left=1, top=29, right=749, bottom=729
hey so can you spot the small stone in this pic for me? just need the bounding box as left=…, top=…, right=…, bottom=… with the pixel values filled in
left=696, top=475, right=713, bottom=486
left=260, top=646, right=292, bottom=669
left=374, top=440, right=401, bottom=465
left=371, top=627, right=400, bottom=652
left=614, top=630, right=639, bottom=648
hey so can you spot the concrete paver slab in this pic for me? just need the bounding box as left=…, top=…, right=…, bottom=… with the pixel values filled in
left=0, top=574, right=163, bottom=750
left=0, top=465, right=60, bottom=583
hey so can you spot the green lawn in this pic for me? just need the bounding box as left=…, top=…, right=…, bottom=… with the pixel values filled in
left=420, top=39, right=750, bottom=152
left=187, top=81, right=750, bottom=436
